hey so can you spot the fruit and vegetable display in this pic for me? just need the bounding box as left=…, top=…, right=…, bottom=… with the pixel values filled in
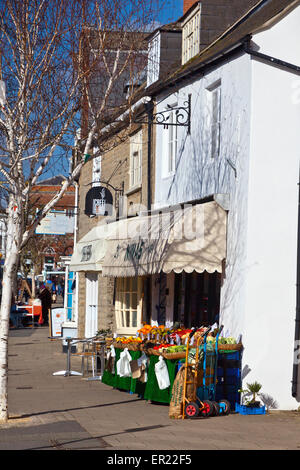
left=137, top=324, right=173, bottom=340
left=114, top=336, right=143, bottom=345
left=111, top=323, right=239, bottom=354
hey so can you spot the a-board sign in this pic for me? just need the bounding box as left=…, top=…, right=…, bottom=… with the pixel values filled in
left=50, top=307, right=65, bottom=337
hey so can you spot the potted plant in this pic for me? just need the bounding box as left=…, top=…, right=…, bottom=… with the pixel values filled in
left=244, top=381, right=262, bottom=407
left=236, top=381, right=266, bottom=415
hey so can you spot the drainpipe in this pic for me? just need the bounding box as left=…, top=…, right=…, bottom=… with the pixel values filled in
left=292, top=167, right=300, bottom=397
left=73, top=181, right=79, bottom=325
left=73, top=181, right=79, bottom=246
left=144, top=100, right=154, bottom=325
left=145, top=100, right=154, bottom=212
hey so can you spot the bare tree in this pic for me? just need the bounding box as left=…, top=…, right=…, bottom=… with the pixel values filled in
left=0, top=0, right=161, bottom=423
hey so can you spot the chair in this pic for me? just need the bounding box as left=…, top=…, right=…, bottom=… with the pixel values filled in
left=92, top=339, right=107, bottom=380
left=71, top=338, right=98, bottom=377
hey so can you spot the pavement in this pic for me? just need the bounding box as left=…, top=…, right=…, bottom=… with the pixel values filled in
left=2, top=314, right=300, bottom=455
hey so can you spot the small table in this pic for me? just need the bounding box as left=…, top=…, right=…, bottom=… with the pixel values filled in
left=53, top=337, right=83, bottom=377
left=16, top=304, right=42, bottom=327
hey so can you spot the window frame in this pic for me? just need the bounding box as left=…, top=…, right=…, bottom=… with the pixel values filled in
left=147, top=32, right=161, bottom=87
left=92, top=147, right=101, bottom=187
left=207, top=81, right=222, bottom=159
left=129, top=129, right=143, bottom=188
left=182, top=8, right=201, bottom=64
left=115, top=277, right=143, bottom=335
left=167, top=109, right=178, bottom=175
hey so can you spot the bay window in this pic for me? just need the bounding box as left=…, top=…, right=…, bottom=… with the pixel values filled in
left=115, top=277, right=143, bottom=335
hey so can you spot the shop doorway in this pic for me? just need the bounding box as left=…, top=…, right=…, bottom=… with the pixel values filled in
left=85, top=272, right=98, bottom=338
left=174, top=271, right=221, bottom=327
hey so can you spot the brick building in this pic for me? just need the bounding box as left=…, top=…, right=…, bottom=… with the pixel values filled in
left=73, top=110, right=153, bottom=337
left=28, top=175, right=76, bottom=274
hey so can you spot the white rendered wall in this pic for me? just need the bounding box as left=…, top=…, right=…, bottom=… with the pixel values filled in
left=154, top=53, right=251, bottom=210
left=241, top=6, right=300, bottom=409
left=154, top=54, right=253, bottom=337
left=153, top=4, right=300, bottom=409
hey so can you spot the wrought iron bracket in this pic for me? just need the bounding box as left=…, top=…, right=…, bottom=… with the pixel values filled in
left=134, top=94, right=191, bottom=134
left=85, top=180, right=123, bottom=193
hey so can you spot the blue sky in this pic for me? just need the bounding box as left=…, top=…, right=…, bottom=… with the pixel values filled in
left=158, top=0, right=183, bottom=25
left=41, top=1, right=185, bottom=181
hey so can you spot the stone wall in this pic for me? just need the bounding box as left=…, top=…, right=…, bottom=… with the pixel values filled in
left=76, top=121, right=151, bottom=336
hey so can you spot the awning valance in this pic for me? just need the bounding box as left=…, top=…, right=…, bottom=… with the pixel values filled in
left=101, top=201, right=227, bottom=277
left=69, top=221, right=119, bottom=272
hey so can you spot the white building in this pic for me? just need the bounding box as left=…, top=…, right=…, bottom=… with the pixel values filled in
left=147, top=0, right=300, bottom=409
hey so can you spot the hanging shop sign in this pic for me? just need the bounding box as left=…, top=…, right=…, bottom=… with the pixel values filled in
left=36, top=210, right=75, bottom=235
left=85, top=186, right=113, bottom=217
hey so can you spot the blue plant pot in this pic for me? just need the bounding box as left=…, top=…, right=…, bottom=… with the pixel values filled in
left=235, top=403, right=266, bottom=415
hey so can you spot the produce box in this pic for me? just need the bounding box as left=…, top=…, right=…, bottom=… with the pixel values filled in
left=215, top=350, right=242, bottom=409
left=143, top=356, right=180, bottom=404
left=101, top=349, right=146, bottom=396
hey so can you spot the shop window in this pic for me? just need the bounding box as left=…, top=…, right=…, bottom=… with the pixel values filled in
left=130, top=130, right=142, bottom=188
left=174, top=271, right=221, bottom=327
left=115, top=277, right=142, bottom=334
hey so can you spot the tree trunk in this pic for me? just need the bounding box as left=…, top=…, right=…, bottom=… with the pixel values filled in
left=0, top=199, right=22, bottom=423
left=32, top=267, right=36, bottom=299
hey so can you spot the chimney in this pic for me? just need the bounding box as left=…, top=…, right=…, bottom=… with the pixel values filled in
left=183, top=0, right=199, bottom=15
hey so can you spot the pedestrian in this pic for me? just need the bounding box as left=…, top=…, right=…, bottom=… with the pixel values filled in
left=60, top=280, right=65, bottom=298
left=52, top=282, right=57, bottom=303
left=38, top=284, right=52, bottom=326
left=57, top=282, right=62, bottom=296
left=9, top=294, right=23, bottom=328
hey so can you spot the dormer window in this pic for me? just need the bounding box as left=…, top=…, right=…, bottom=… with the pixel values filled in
left=182, top=3, right=201, bottom=64
left=147, top=32, right=161, bottom=87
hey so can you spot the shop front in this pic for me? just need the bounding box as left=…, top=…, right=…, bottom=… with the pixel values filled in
left=102, top=200, right=227, bottom=331
left=71, top=200, right=244, bottom=415
left=99, top=201, right=243, bottom=415
left=70, top=199, right=227, bottom=336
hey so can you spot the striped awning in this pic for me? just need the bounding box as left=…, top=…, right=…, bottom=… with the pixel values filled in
left=101, top=201, right=227, bottom=277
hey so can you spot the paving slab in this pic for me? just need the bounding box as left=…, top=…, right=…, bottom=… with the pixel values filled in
left=2, top=326, right=300, bottom=454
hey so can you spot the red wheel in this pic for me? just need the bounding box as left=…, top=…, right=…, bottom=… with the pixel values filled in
left=184, top=402, right=199, bottom=418
left=200, top=400, right=214, bottom=417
